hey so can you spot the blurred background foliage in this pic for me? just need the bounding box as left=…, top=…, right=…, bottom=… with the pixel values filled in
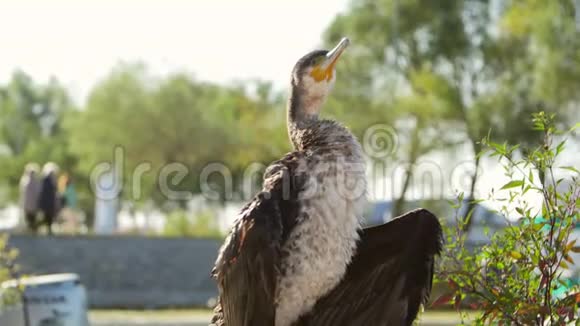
left=0, top=0, right=578, bottom=233
left=162, top=209, right=223, bottom=239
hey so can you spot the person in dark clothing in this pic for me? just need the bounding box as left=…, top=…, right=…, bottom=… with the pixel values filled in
left=38, top=162, right=60, bottom=235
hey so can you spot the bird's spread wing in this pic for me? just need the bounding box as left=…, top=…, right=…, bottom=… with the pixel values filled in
left=211, top=153, right=306, bottom=326
left=296, top=208, right=443, bottom=326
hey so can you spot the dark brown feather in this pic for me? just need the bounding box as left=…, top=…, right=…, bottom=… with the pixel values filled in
left=211, top=152, right=307, bottom=326
left=294, top=208, right=442, bottom=326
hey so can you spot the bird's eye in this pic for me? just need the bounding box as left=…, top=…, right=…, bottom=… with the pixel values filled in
left=312, top=56, right=324, bottom=66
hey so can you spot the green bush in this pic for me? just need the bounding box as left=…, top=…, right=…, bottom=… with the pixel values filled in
left=162, top=209, right=223, bottom=239
left=0, top=234, right=21, bottom=308
left=436, top=112, right=579, bottom=325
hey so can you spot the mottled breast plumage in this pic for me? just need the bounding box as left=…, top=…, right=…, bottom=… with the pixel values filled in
left=275, top=121, right=366, bottom=326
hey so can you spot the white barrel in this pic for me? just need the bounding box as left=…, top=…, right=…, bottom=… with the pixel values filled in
left=0, top=273, right=89, bottom=326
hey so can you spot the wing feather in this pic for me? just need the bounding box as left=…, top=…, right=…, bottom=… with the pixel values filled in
left=211, top=153, right=306, bottom=326
left=296, top=208, right=442, bottom=326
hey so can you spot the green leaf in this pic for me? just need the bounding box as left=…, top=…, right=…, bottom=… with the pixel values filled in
left=560, top=166, right=579, bottom=174
left=522, top=185, right=532, bottom=195
left=556, top=140, right=566, bottom=155
left=533, top=223, right=544, bottom=232
left=510, top=251, right=522, bottom=259
left=500, top=180, right=524, bottom=190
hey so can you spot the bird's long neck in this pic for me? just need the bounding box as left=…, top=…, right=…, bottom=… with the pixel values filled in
left=287, top=85, right=325, bottom=149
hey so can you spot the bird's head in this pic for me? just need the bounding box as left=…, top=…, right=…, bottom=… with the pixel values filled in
left=289, top=37, right=350, bottom=121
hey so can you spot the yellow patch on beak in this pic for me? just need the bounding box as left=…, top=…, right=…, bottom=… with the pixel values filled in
left=310, top=65, right=334, bottom=82
left=309, top=38, right=349, bottom=82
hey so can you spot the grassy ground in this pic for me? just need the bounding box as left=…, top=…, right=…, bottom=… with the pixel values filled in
left=89, top=309, right=478, bottom=326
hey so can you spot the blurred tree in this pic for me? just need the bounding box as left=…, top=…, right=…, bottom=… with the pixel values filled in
left=0, top=71, right=71, bottom=156
left=497, top=0, right=580, bottom=123
left=323, top=0, right=580, bottom=224
left=0, top=71, right=84, bottom=208
left=67, top=64, right=288, bottom=209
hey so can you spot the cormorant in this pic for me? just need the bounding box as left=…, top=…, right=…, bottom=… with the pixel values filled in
left=210, top=38, right=443, bottom=326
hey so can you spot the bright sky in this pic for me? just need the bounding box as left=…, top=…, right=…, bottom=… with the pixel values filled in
left=0, top=0, right=349, bottom=103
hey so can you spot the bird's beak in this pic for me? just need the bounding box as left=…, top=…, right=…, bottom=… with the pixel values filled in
left=311, top=37, right=350, bottom=82
left=322, top=37, right=350, bottom=71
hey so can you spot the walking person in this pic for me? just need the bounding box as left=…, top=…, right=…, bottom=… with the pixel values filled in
left=38, top=162, right=60, bottom=235
left=19, top=163, right=41, bottom=233
left=58, top=173, right=81, bottom=233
